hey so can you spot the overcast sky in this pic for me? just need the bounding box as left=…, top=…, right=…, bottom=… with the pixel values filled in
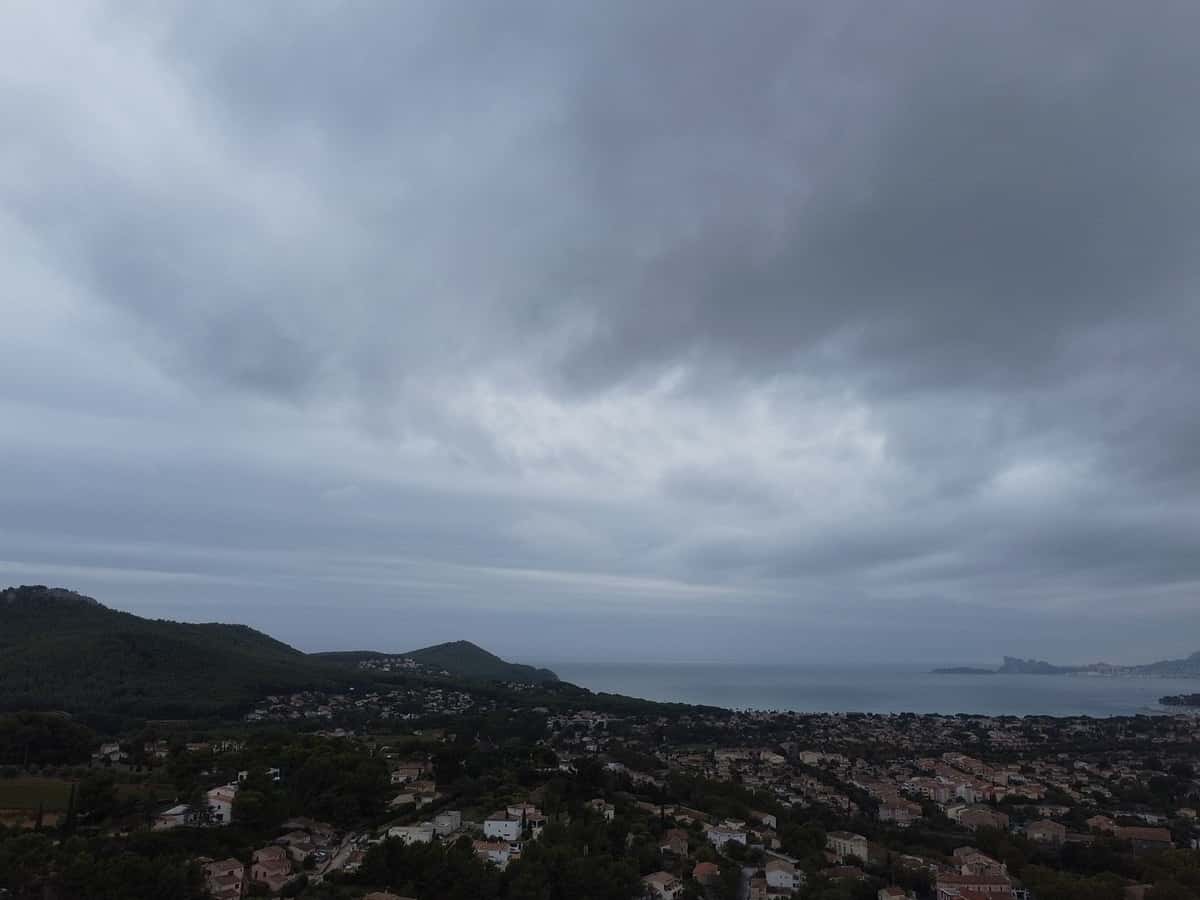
left=3, top=1, right=1199, bottom=665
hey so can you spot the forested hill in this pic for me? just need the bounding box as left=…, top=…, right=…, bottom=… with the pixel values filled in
left=312, top=640, right=560, bottom=683
left=0, top=585, right=351, bottom=724
left=406, top=640, right=559, bottom=682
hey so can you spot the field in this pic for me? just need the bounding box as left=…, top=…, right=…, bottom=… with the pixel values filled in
left=0, top=776, right=75, bottom=811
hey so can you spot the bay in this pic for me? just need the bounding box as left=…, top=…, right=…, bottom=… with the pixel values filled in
left=551, top=661, right=1200, bottom=717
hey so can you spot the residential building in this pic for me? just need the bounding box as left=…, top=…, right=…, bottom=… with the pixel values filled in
left=765, top=858, right=803, bottom=891
left=660, top=828, right=689, bottom=856
left=205, top=784, right=239, bottom=825
left=386, top=825, right=434, bottom=845
left=935, top=872, right=1013, bottom=898
left=506, top=803, right=546, bottom=837
left=484, top=811, right=524, bottom=842
left=951, top=806, right=1009, bottom=832
left=827, top=831, right=869, bottom=864
left=251, top=845, right=294, bottom=893
left=433, top=810, right=462, bottom=835
left=389, top=762, right=427, bottom=784
left=642, top=870, right=683, bottom=899
left=706, top=824, right=748, bottom=848
left=753, top=810, right=778, bottom=829
left=388, top=792, right=415, bottom=809
left=879, top=797, right=922, bottom=827
left=1026, top=819, right=1066, bottom=844
left=202, top=858, right=245, bottom=900
left=92, top=742, right=127, bottom=765
left=153, top=804, right=192, bottom=831
left=278, top=830, right=317, bottom=863
left=953, top=847, right=1006, bottom=877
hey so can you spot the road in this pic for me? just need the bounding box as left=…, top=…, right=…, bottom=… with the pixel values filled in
left=311, top=830, right=363, bottom=883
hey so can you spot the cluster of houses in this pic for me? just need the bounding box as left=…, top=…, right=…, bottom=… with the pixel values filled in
left=245, top=686, right=487, bottom=724
left=356, top=656, right=450, bottom=676
left=82, top=693, right=1199, bottom=899
left=382, top=801, right=549, bottom=872
left=643, top=825, right=803, bottom=900
left=538, top=704, right=1200, bottom=898
left=825, top=831, right=1030, bottom=898
left=669, top=738, right=1190, bottom=853
left=154, top=781, right=239, bottom=830
left=387, top=757, right=440, bottom=810
left=199, top=818, right=338, bottom=897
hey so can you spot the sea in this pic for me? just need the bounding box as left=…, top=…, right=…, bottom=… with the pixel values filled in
left=549, top=661, right=1200, bottom=718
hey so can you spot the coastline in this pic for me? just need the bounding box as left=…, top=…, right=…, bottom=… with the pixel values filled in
left=553, top=660, right=1200, bottom=718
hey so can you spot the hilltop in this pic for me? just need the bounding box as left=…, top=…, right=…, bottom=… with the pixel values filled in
left=312, top=640, right=559, bottom=683
left=405, top=640, right=558, bottom=683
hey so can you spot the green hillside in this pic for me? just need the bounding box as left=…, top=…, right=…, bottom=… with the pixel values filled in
left=0, top=585, right=352, bottom=722
left=404, top=640, right=559, bottom=683
left=311, top=640, right=558, bottom=683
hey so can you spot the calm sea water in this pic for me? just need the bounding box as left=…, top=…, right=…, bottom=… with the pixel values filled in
left=550, top=662, right=1200, bottom=717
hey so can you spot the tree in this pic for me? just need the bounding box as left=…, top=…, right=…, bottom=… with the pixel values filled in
left=78, top=771, right=118, bottom=822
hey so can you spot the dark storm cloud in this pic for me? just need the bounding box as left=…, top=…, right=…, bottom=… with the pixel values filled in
left=1, top=0, right=1198, bottom=661
left=551, top=3, right=1200, bottom=390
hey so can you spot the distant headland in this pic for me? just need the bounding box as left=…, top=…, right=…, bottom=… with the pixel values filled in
left=933, top=651, right=1200, bottom=678
left=1160, top=693, right=1200, bottom=707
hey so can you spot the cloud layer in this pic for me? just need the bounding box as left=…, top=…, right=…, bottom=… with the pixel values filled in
left=2, top=0, right=1198, bottom=663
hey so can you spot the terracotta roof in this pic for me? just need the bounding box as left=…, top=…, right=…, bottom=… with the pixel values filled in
left=937, top=872, right=1011, bottom=887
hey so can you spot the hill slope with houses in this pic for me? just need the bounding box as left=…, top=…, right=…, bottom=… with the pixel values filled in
left=0, top=586, right=558, bottom=726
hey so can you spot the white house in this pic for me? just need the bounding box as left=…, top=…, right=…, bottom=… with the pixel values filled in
left=766, top=859, right=804, bottom=891
left=754, top=810, right=778, bottom=829
left=387, top=824, right=434, bottom=845
left=92, top=742, right=127, bottom=764
left=153, top=804, right=192, bottom=830
left=206, top=784, right=239, bottom=825
left=505, top=803, right=546, bottom=837
left=706, top=825, right=748, bottom=848
left=434, top=810, right=462, bottom=835
left=827, top=831, right=869, bottom=864
left=484, top=811, right=523, bottom=842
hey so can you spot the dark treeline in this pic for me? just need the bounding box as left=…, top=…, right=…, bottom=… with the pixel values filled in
left=0, top=712, right=96, bottom=766
left=0, top=830, right=206, bottom=900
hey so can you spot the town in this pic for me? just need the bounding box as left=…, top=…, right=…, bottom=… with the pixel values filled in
left=3, top=688, right=1199, bottom=900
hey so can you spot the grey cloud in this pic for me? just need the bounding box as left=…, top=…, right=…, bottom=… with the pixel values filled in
left=555, top=2, right=1200, bottom=392
left=1, top=0, right=1198, bottom=663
